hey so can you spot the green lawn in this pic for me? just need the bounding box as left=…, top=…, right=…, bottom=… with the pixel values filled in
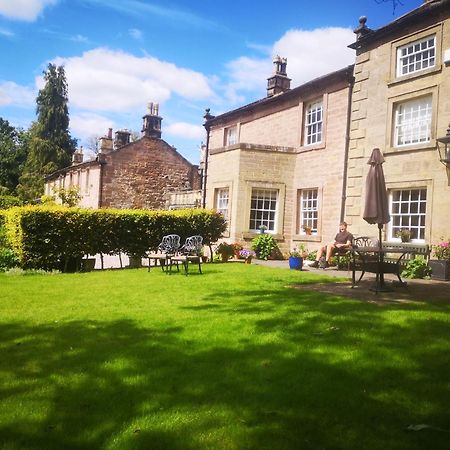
left=0, top=264, right=449, bottom=450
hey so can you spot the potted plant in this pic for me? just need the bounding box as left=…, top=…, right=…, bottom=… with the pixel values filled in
left=302, top=225, right=312, bottom=235
left=239, top=249, right=256, bottom=264
left=231, top=242, right=244, bottom=259
left=288, top=245, right=307, bottom=270
left=429, top=238, right=450, bottom=281
left=215, top=242, right=235, bottom=262
left=258, top=224, right=267, bottom=234
left=251, top=234, right=278, bottom=260
left=396, top=229, right=411, bottom=243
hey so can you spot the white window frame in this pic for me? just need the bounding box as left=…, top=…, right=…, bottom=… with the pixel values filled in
left=299, top=189, right=318, bottom=234
left=396, top=35, right=435, bottom=78
left=224, top=126, right=237, bottom=146
left=215, top=188, right=229, bottom=223
left=305, top=100, right=323, bottom=146
left=389, top=188, right=427, bottom=242
left=394, top=96, right=432, bottom=147
left=249, top=189, right=278, bottom=232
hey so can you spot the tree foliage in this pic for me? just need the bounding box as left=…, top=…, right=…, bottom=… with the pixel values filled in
left=0, top=118, right=29, bottom=195
left=17, top=64, right=77, bottom=201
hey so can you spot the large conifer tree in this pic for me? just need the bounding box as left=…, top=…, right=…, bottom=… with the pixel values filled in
left=17, top=64, right=77, bottom=201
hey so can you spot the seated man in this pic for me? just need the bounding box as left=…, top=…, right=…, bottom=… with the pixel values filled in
left=311, top=222, right=353, bottom=269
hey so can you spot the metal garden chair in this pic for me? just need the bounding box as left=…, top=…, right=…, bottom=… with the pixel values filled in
left=146, top=234, right=181, bottom=272
left=170, top=235, right=203, bottom=275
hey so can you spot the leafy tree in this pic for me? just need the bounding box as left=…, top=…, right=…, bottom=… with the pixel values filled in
left=17, top=64, right=77, bottom=201
left=0, top=118, right=29, bottom=195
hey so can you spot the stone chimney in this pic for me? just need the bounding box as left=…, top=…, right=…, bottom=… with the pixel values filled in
left=114, top=129, right=131, bottom=149
left=142, top=102, right=162, bottom=138
left=267, top=56, right=291, bottom=97
left=72, top=146, right=83, bottom=165
left=353, top=16, right=372, bottom=40
left=99, top=128, right=113, bottom=153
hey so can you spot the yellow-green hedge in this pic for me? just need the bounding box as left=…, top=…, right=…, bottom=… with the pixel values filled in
left=2, top=206, right=226, bottom=270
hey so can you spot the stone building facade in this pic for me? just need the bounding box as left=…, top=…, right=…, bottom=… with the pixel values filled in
left=346, top=0, right=450, bottom=244
left=204, top=57, right=354, bottom=252
left=45, top=104, right=201, bottom=210
left=203, top=0, right=450, bottom=253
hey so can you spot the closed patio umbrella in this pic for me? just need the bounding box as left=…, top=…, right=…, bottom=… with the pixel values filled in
left=363, top=148, right=391, bottom=292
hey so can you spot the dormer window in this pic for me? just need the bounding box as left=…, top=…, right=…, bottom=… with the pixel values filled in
left=396, top=35, right=435, bottom=77
left=224, top=126, right=237, bottom=146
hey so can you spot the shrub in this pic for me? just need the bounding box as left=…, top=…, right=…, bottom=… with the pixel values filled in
left=215, top=242, right=235, bottom=261
left=0, top=248, right=19, bottom=271
left=401, top=256, right=431, bottom=279
left=251, top=234, right=279, bottom=261
left=0, top=195, right=23, bottom=209
left=2, top=206, right=227, bottom=271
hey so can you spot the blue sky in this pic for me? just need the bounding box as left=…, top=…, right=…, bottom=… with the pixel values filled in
left=0, top=0, right=424, bottom=163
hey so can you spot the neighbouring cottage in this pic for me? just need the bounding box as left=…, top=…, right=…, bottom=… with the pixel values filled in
left=346, top=0, right=450, bottom=244
left=45, top=103, right=201, bottom=210
left=204, top=56, right=354, bottom=253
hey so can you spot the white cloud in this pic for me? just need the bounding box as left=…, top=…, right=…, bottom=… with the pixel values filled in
left=71, top=34, right=89, bottom=44
left=51, top=48, right=214, bottom=112
left=0, top=27, right=14, bottom=37
left=223, top=27, right=355, bottom=101
left=0, top=81, right=35, bottom=106
left=273, top=27, right=355, bottom=85
left=129, top=28, right=143, bottom=40
left=0, top=0, right=58, bottom=22
left=165, top=122, right=204, bottom=140
left=69, top=112, right=114, bottom=142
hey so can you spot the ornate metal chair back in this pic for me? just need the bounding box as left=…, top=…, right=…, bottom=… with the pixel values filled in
left=182, top=235, right=203, bottom=255
left=158, top=234, right=181, bottom=254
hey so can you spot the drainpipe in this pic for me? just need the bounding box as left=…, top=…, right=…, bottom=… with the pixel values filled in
left=340, top=76, right=354, bottom=223
left=97, top=153, right=106, bottom=208
left=202, top=108, right=214, bottom=208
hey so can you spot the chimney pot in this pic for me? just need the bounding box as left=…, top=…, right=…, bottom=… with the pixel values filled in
left=267, top=56, right=291, bottom=97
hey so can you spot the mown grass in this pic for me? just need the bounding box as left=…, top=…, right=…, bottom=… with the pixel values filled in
left=0, top=263, right=449, bottom=450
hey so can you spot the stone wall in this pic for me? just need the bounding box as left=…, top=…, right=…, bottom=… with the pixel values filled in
left=101, top=136, right=201, bottom=210
left=346, top=12, right=450, bottom=243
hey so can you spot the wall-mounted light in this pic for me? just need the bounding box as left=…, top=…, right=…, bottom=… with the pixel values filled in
left=437, top=124, right=450, bottom=167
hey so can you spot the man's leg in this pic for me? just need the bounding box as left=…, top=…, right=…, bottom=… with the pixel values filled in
left=311, top=245, right=326, bottom=268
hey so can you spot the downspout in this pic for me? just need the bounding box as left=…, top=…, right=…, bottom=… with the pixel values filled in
left=202, top=108, right=214, bottom=209
left=97, top=153, right=106, bottom=208
left=340, top=77, right=354, bottom=223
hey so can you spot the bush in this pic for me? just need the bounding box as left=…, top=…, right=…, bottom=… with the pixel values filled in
left=0, top=248, right=19, bottom=271
left=251, top=234, right=279, bottom=260
left=401, top=256, right=431, bottom=279
left=0, top=195, right=22, bottom=209
left=215, top=242, right=235, bottom=262
left=2, top=206, right=227, bottom=271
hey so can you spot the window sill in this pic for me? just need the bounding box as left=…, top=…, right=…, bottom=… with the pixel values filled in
left=387, top=66, right=442, bottom=87
left=384, top=142, right=436, bottom=155
left=242, top=232, right=285, bottom=241
left=293, top=234, right=322, bottom=243
left=298, top=143, right=326, bottom=153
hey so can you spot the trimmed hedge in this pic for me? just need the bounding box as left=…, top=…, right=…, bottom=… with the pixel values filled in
left=0, top=195, right=23, bottom=209
left=2, top=206, right=227, bottom=270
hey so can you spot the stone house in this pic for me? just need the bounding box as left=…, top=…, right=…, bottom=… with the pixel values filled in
left=203, top=57, right=354, bottom=253
left=45, top=103, right=201, bottom=209
left=346, top=0, right=450, bottom=244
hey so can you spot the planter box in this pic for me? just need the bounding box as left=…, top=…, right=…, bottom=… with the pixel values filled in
left=289, top=256, right=303, bottom=270
left=128, top=256, right=142, bottom=268
left=81, top=258, right=96, bottom=272
left=429, top=259, right=450, bottom=281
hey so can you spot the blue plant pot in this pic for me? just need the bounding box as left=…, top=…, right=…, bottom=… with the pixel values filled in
left=289, top=256, right=303, bottom=270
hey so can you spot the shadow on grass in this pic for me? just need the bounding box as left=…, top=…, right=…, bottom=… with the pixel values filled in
left=0, top=301, right=449, bottom=449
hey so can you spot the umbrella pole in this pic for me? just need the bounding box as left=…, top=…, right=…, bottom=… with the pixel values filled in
left=370, top=224, right=392, bottom=293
